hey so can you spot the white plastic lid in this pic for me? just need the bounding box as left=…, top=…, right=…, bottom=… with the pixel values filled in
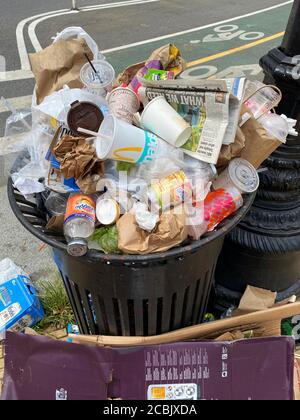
left=229, top=158, right=259, bottom=193
left=96, top=198, right=120, bottom=225
left=258, top=113, right=289, bottom=143
left=80, top=60, right=115, bottom=90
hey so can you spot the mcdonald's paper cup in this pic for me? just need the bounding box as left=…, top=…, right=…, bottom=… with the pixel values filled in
left=141, top=96, right=192, bottom=148
left=95, top=115, right=161, bottom=164
left=107, top=87, right=140, bottom=124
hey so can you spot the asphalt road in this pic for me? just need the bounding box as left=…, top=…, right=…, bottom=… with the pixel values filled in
left=0, top=0, right=293, bottom=282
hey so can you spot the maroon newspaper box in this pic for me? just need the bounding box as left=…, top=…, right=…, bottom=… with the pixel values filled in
left=1, top=332, right=294, bottom=400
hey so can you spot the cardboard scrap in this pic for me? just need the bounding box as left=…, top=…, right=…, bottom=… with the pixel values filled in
left=237, top=285, right=277, bottom=314
left=69, top=300, right=300, bottom=348
left=294, top=355, right=300, bottom=401
left=46, top=215, right=64, bottom=234
left=29, top=38, right=93, bottom=105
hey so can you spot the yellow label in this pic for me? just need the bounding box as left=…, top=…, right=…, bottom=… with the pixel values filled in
left=113, top=147, right=143, bottom=162
left=151, top=387, right=166, bottom=399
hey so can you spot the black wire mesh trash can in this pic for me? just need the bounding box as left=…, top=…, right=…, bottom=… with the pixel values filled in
left=7, top=178, right=255, bottom=336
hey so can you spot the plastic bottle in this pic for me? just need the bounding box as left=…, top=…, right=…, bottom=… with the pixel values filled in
left=45, top=192, right=68, bottom=217
left=64, top=194, right=96, bottom=257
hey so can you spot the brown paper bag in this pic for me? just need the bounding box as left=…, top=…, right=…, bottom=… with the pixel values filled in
left=241, top=115, right=282, bottom=169
left=117, top=208, right=188, bottom=255
left=217, top=126, right=245, bottom=168
left=29, top=38, right=93, bottom=105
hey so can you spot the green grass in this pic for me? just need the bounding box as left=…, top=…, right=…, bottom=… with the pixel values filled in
left=34, top=276, right=75, bottom=333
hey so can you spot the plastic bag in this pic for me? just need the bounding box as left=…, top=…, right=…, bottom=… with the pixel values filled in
left=52, top=27, right=104, bottom=62
left=33, top=86, right=107, bottom=125
left=0, top=98, right=33, bottom=186
left=0, top=258, right=25, bottom=286
left=32, top=27, right=105, bottom=108
left=11, top=110, right=54, bottom=197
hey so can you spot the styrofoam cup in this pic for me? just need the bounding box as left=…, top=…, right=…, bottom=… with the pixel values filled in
left=141, top=96, right=192, bottom=148
left=107, top=87, right=140, bottom=124
left=95, top=115, right=161, bottom=164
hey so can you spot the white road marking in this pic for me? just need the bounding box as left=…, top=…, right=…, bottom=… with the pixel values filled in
left=0, top=95, right=32, bottom=113
left=28, top=10, right=79, bottom=53
left=16, top=8, right=69, bottom=70
left=0, top=0, right=292, bottom=106
left=102, top=0, right=293, bottom=53
left=29, top=0, right=160, bottom=53
left=0, top=69, right=33, bottom=82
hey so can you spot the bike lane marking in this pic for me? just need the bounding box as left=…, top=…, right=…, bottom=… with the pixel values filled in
left=105, top=3, right=291, bottom=74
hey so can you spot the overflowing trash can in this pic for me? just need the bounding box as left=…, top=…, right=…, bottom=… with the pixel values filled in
left=3, top=26, right=296, bottom=339
left=8, top=179, right=254, bottom=336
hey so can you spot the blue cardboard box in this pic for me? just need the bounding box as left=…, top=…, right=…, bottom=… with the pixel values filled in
left=0, top=275, right=44, bottom=334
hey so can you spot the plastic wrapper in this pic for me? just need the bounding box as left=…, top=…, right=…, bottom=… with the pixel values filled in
left=0, top=100, right=32, bottom=186
left=11, top=110, right=54, bottom=196
left=133, top=202, right=159, bottom=233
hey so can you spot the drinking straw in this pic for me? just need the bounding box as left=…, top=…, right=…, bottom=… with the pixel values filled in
left=84, top=54, right=103, bottom=84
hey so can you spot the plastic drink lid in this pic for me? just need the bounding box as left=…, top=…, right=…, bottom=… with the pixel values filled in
left=80, top=60, right=115, bottom=90
left=229, top=158, right=259, bottom=193
left=258, top=113, right=289, bottom=143
left=67, top=101, right=104, bottom=137
left=67, top=239, right=88, bottom=257
left=96, top=198, right=120, bottom=225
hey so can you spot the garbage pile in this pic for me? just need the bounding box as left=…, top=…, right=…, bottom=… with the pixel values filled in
left=1, top=27, right=298, bottom=257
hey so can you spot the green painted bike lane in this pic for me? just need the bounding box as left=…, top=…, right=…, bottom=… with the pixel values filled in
left=105, top=2, right=292, bottom=76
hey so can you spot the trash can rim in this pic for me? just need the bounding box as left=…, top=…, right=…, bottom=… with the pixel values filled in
left=7, top=177, right=256, bottom=264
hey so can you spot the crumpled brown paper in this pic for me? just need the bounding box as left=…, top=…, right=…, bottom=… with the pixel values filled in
left=29, top=38, right=93, bottom=105
left=54, top=135, right=104, bottom=194
left=217, top=126, right=245, bottom=169
left=240, top=113, right=282, bottom=169
left=117, top=207, right=188, bottom=255
left=118, top=44, right=186, bottom=86
left=217, top=106, right=282, bottom=169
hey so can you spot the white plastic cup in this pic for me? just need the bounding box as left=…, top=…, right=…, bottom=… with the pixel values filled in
left=80, top=60, right=115, bottom=97
left=95, top=115, right=161, bottom=164
left=213, top=158, right=259, bottom=194
left=107, top=87, right=140, bottom=124
left=140, top=96, right=193, bottom=148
